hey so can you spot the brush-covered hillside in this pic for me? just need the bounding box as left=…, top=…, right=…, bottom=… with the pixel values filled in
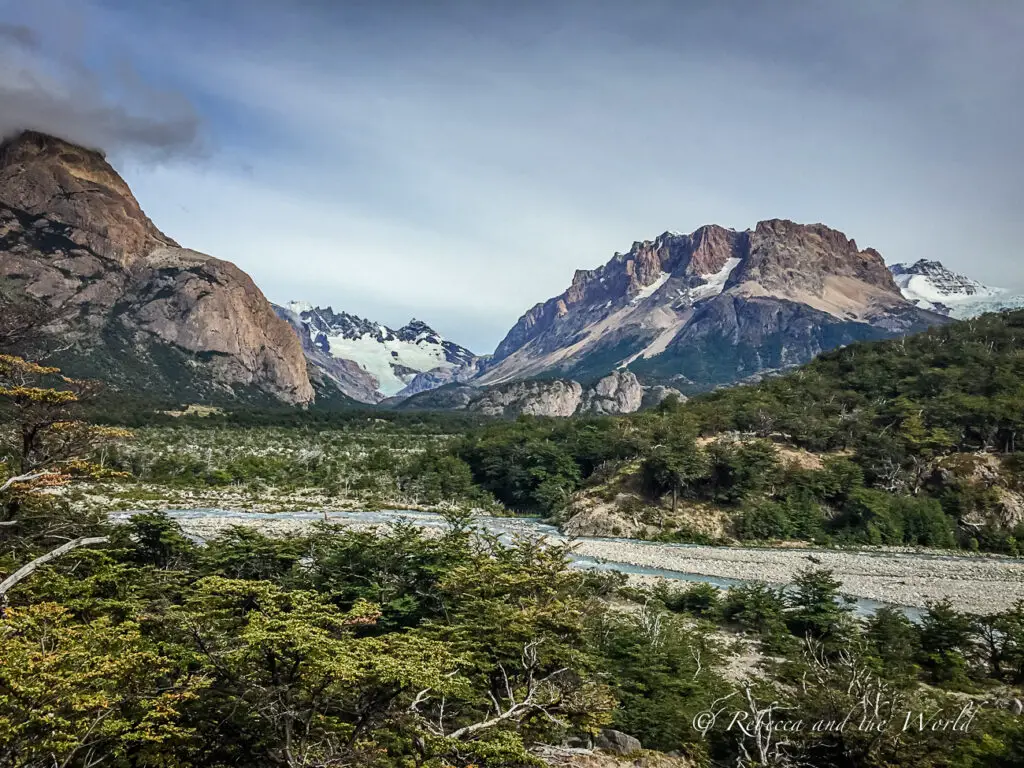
left=452, top=310, right=1024, bottom=552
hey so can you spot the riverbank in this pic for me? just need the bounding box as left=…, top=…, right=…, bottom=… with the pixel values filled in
left=142, top=509, right=1024, bottom=615
left=572, top=539, right=1024, bottom=614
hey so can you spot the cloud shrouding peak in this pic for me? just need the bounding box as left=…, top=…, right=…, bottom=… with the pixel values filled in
left=0, top=5, right=202, bottom=159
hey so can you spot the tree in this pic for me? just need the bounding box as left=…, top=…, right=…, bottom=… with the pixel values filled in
left=722, top=582, right=790, bottom=650
left=0, top=351, right=129, bottom=613
left=786, top=568, right=853, bottom=643
left=172, top=577, right=464, bottom=768
left=918, top=599, right=977, bottom=685
left=640, top=422, right=707, bottom=513
left=0, top=602, right=204, bottom=768
left=864, top=605, right=920, bottom=678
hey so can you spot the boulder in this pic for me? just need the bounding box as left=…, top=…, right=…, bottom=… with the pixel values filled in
left=594, top=728, right=642, bottom=756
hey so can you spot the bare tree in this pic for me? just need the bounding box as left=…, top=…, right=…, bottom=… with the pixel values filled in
left=409, top=639, right=572, bottom=741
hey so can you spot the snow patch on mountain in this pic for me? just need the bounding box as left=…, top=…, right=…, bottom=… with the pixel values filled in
left=890, top=260, right=1024, bottom=319
left=690, top=257, right=743, bottom=302
left=630, top=271, right=671, bottom=304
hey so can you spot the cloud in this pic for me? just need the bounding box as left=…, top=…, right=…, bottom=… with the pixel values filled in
left=0, top=3, right=203, bottom=159
left=0, top=22, right=40, bottom=49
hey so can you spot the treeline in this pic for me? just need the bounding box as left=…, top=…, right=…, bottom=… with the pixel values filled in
left=88, top=396, right=492, bottom=432
left=450, top=311, right=1024, bottom=552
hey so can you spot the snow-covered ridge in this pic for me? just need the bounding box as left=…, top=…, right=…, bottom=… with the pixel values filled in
left=281, top=302, right=477, bottom=397
left=889, top=260, right=1024, bottom=319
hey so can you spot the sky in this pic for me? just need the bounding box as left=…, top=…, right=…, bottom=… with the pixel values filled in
left=1, top=0, right=1022, bottom=353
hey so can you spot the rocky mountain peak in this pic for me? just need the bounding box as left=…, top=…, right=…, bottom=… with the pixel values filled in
left=278, top=301, right=478, bottom=400
left=734, top=219, right=898, bottom=296
left=888, top=259, right=1022, bottom=318
left=396, top=318, right=439, bottom=342
left=481, top=218, right=944, bottom=389
left=687, top=224, right=743, bottom=276
left=0, top=129, right=176, bottom=267
left=892, top=259, right=956, bottom=279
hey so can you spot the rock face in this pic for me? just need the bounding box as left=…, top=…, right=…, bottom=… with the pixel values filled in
left=593, top=729, right=642, bottom=756
left=641, top=385, right=687, bottom=410
left=0, top=131, right=313, bottom=404
left=579, top=371, right=643, bottom=415
left=925, top=454, right=1024, bottom=531
left=469, top=379, right=584, bottom=418
left=398, top=371, right=666, bottom=418
left=478, top=221, right=948, bottom=391
left=276, top=302, right=480, bottom=403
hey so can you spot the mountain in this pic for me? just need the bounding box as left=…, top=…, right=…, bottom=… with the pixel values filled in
left=477, top=220, right=948, bottom=391
left=275, top=302, right=480, bottom=403
left=0, top=131, right=313, bottom=404
left=890, top=259, right=1024, bottom=318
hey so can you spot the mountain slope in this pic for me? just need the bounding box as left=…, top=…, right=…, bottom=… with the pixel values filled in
left=0, top=130, right=313, bottom=404
left=479, top=220, right=947, bottom=390
left=890, top=259, right=1024, bottom=318
left=276, top=302, right=479, bottom=402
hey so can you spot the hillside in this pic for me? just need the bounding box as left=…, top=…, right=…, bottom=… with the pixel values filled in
left=454, top=310, right=1024, bottom=552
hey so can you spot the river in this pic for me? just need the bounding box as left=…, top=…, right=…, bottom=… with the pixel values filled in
left=110, top=507, right=1024, bottom=618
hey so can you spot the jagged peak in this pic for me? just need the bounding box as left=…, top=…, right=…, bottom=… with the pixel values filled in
left=891, top=259, right=950, bottom=276
left=399, top=318, right=437, bottom=334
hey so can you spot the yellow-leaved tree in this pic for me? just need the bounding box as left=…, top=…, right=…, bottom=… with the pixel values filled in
left=0, top=299, right=130, bottom=614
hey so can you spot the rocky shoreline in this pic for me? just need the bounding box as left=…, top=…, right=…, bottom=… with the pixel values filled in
left=571, top=539, right=1024, bottom=614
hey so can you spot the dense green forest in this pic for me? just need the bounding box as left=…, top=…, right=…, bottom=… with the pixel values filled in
left=3, top=507, right=1024, bottom=767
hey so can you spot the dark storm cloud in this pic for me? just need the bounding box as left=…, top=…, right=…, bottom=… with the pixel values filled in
left=0, top=7, right=203, bottom=158
left=0, top=22, right=40, bottom=49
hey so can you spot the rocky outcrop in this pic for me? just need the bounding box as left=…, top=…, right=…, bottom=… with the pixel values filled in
left=641, top=385, right=687, bottom=410
left=0, top=131, right=313, bottom=404
left=477, top=220, right=947, bottom=391
left=593, top=729, right=642, bottom=756
left=397, top=371, right=675, bottom=418
left=579, top=371, right=643, bottom=415
left=469, top=379, right=583, bottom=418
left=926, top=453, right=1024, bottom=531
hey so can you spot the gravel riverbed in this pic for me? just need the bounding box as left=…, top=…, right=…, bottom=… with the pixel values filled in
left=571, top=539, right=1024, bottom=614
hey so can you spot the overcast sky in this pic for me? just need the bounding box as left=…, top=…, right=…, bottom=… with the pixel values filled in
left=1, top=0, right=1022, bottom=353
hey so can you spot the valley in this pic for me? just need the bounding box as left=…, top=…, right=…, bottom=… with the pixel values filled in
left=4, top=129, right=1024, bottom=767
